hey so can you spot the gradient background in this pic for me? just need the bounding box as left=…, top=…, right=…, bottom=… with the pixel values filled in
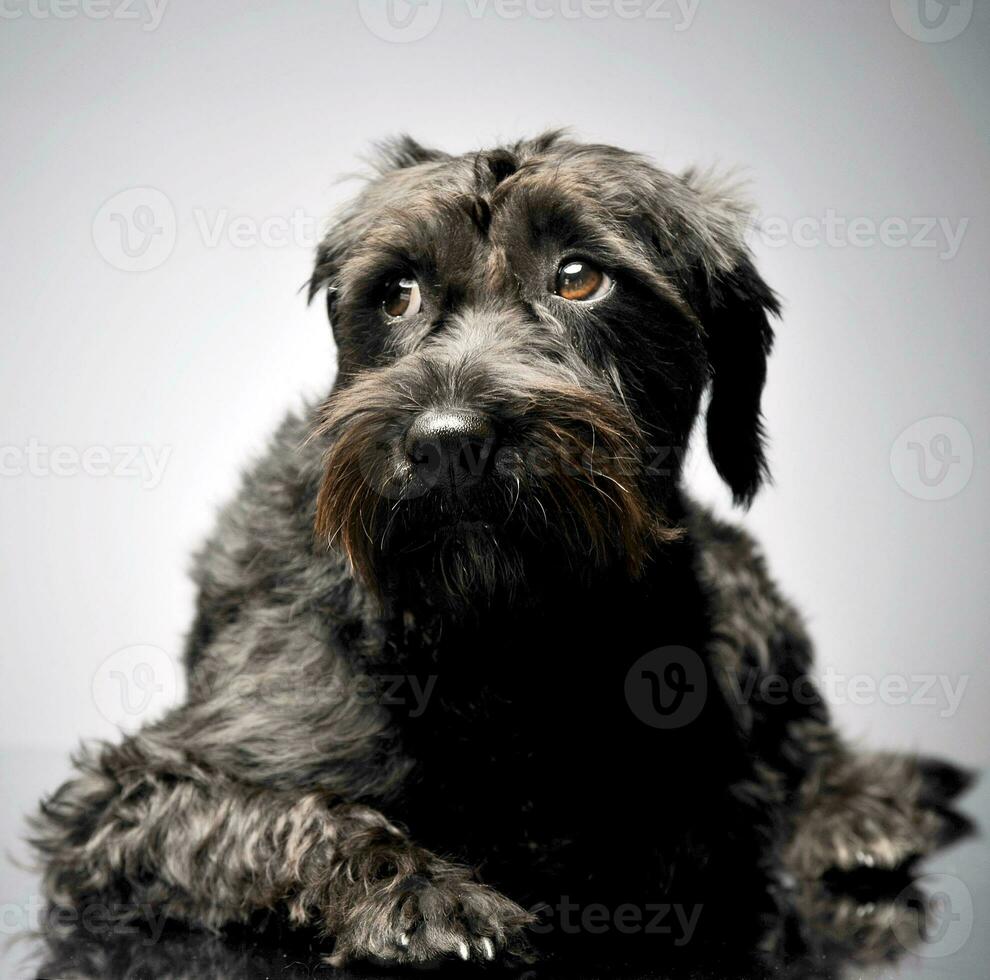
left=1, top=0, right=988, bottom=974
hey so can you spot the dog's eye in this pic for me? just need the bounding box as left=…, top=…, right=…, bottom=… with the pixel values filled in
left=383, top=277, right=422, bottom=318
left=555, top=260, right=611, bottom=303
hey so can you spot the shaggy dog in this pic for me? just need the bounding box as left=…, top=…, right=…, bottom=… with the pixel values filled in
left=33, top=133, right=971, bottom=971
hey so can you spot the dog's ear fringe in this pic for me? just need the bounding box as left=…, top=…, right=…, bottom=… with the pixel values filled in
left=370, top=134, right=450, bottom=173
left=306, top=253, right=337, bottom=306
left=681, top=163, right=753, bottom=212
left=677, top=164, right=761, bottom=278
left=514, top=129, right=571, bottom=156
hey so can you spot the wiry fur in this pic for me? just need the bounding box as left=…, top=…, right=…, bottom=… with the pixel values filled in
left=31, top=133, right=971, bottom=972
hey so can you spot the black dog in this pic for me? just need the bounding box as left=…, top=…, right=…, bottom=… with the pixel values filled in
left=33, top=133, right=971, bottom=970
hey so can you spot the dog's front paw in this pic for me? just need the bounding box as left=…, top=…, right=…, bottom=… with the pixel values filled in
left=326, top=871, right=535, bottom=967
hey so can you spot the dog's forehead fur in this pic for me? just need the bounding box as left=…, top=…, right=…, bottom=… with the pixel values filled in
left=312, top=132, right=753, bottom=315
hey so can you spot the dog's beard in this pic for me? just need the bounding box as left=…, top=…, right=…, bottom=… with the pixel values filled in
left=313, top=366, right=677, bottom=608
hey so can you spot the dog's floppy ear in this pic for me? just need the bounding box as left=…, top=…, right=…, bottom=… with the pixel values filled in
left=700, top=253, right=778, bottom=506
left=675, top=170, right=780, bottom=506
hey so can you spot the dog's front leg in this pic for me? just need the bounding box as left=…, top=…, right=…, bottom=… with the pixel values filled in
left=32, top=734, right=533, bottom=966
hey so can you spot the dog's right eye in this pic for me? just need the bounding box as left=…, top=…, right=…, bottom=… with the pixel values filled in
left=555, top=260, right=612, bottom=303
left=382, top=277, right=422, bottom=319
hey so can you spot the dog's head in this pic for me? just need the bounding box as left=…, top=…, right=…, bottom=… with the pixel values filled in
left=309, top=133, right=778, bottom=606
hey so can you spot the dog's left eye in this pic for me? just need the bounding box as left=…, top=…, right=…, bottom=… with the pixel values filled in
left=383, top=276, right=422, bottom=318
left=555, top=260, right=612, bottom=303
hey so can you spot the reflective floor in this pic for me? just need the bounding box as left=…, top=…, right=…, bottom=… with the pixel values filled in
left=3, top=749, right=986, bottom=979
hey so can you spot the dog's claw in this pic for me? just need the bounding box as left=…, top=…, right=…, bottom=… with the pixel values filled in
left=326, top=868, right=530, bottom=967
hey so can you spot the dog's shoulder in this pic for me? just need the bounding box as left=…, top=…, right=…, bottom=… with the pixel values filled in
left=184, top=402, right=374, bottom=671
left=189, top=404, right=325, bottom=594
left=685, top=500, right=812, bottom=680
left=685, top=501, right=775, bottom=602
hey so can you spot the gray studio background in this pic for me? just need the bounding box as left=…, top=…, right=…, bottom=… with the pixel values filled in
left=1, top=0, right=988, bottom=956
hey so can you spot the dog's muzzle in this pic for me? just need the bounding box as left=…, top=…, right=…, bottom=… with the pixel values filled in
left=314, top=340, right=673, bottom=597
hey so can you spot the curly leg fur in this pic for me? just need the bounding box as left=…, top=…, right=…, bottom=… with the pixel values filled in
left=785, top=749, right=974, bottom=879
left=31, top=735, right=532, bottom=966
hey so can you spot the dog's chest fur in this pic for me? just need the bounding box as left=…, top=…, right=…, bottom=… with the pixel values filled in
left=374, top=538, right=764, bottom=915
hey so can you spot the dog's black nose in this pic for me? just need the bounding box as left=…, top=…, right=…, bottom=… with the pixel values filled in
left=405, top=409, right=497, bottom=491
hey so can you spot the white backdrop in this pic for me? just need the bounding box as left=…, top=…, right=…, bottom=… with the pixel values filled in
left=2, top=0, right=988, bottom=773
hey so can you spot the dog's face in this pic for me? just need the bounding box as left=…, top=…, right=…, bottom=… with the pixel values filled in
left=310, top=133, right=778, bottom=607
